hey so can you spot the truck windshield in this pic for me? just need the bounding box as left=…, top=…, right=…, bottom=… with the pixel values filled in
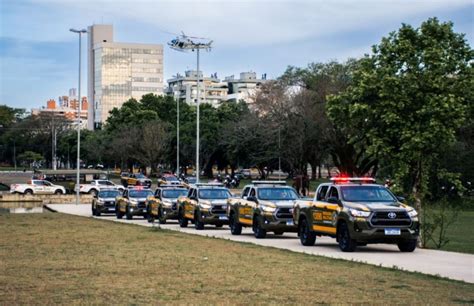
left=340, top=186, right=396, bottom=202
left=257, top=188, right=299, bottom=200
left=98, top=190, right=119, bottom=198
left=198, top=189, right=231, bottom=199
left=162, top=189, right=187, bottom=199
left=129, top=190, right=153, bottom=198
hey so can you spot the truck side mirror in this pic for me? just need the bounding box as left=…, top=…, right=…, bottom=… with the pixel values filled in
left=397, top=196, right=406, bottom=203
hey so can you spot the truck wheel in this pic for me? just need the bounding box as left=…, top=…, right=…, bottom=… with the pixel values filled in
left=299, top=218, right=316, bottom=246
left=194, top=211, right=205, bottom=230
left=89, top=189, right=98, bottom=197
left=54, top=189, right=63, bottom=195
left=24, top=189, right=33, bottom=195
left=178, top=209, right=188, bottom=228
left=337, top=222, right=357, bottom=252
left=229, top=212, right=242, bottom=235
left=398, top=239, right=417, bottom=252
left=116, top=207, right=123, bottom=219
left=158, top=207, right=167, bottom=224
left=126, top=207, right=133, bottom=220
left=252, top=215, right=267, bottom=239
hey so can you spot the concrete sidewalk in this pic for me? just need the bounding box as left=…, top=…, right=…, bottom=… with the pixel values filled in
left=47, top=204, right=474, bottom=283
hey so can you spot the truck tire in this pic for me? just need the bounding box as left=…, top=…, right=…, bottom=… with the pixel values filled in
left=299, top=218, right=316, bottom=246
left=229, top=211, right=242, bottom=235
left=194, top=211, right=205, bottom=230
left=178, top=209, right=188, bottom=228
left=116, top=207, right=123, bottom=219
left=337, top=222, right=357, bottom=252
left=89, top=189, right=98, bottom=197
left=398, top=239, right=417, bottom=252
left=24, top=189, right=33, bottom=195
left=252, top=215, right=267, bottom=239
left=158, top=207, right=167, bottom=224
left=55, top=189, right=63, bottom=195
left=126, top=206, right=133, bottom=220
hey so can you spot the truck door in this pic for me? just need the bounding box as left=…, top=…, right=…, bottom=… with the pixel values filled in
left=238, top=187, right=252, bottom=225
left=184, top=188, right=196, bottom=219
left=33, top=181, right=46, bottom=194
left=312, top=186, right=339, bottom=235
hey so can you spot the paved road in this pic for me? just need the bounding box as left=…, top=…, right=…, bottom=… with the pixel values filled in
left=47, top=204, right=474, bottom=283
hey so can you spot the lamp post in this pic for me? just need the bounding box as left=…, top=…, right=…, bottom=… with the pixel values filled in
left=168, top=34, right=212, bottom=184
left=70, top=28, right=87, bottom=205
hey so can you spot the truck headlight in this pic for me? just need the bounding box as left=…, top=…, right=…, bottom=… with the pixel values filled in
left=349, top=208, right=370, bottom=218
left=199, top=203, right=212, bottom=210
left=408, top=210, right=418, bottom=218
left=261, top=205, right=276, bottom=213
left=162, top=200, right=173, bottom=208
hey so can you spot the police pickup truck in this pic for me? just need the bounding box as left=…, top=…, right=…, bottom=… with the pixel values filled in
left=176, top=183, right=232, bottom=229
left=227, top=181, right=299, bottom=238
left=293, top=177, right=419, bottom=252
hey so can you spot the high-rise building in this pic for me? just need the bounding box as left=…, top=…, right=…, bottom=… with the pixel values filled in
left=87, top=24, right=164, bottom=130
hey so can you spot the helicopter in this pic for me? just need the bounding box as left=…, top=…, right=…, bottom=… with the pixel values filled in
left=168, top=32, right=213, bottom=51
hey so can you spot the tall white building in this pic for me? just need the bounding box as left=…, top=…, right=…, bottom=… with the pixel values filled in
left=87, top=24, right=164, bottom=130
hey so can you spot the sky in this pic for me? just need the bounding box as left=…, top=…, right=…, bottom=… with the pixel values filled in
left=0, top=0, right=472, bottom=111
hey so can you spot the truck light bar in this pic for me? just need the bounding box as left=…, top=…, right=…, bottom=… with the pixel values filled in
left=330, top=177, right=376, bottom=184
left=251, top=181, right=287, bottom=185
left=195, top=183, right=224, bottom=187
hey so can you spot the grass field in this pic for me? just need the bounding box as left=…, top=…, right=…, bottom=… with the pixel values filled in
left=426, top=210, right=474, bottom=254
left=1, top=213, right=473, bottom=304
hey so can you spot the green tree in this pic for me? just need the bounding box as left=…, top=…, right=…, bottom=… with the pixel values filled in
left=17, top=151, right=43, bottom=167
left=327, top=18, right=473, bottom=231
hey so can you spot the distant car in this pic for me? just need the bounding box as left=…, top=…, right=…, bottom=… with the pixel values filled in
left=120, top=173, right=152, bottom=188
left=76, top=180, right=125, bottom=196
left=10, top=180, right=66, bottom=195
left=158, top=175, right=181, bottom=187
left=92, top=189, right=121, bottom=216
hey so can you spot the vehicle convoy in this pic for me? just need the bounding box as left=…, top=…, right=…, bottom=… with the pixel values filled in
left=120, top=172, right=152, bottom=188
left=115, top=187, right=154, bottom=220
left=177, top=183, right=232, bottom=229
left=227, top=181, right=299, bottom=238
left=76, top=180, right=125, bottom=196
left=10, top=180, right=66, bottom=195
left=146, top=185, right=188, bottom=223
left=293, top=177, right=420, bottom=252
left=92, top=189, right=121, bottom=216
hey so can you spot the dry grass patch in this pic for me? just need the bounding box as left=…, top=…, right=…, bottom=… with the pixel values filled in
left=1, top=213, right=473, bottom=304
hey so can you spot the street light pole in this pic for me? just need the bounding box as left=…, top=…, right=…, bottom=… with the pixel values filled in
left=70, top=28, right=87, bottom=205
left=196, top=49, right=200, bottom=183
left=176, top=98, right=180, bottom=177
left=168, top=33, right=212, bottom=184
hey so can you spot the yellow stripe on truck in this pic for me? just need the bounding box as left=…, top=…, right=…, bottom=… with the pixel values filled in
left=312, top=225, right=336, bottom=234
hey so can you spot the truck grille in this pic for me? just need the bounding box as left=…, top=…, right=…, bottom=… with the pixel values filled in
left=211, top=205, right=226, bottom=215
left=138, top=202, right=146, bottom=209
left=276, top=208, right=292, bottom=219
left=370, top=211, right=411, bottom=227
left=104, top=201, right=115, bottom=207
